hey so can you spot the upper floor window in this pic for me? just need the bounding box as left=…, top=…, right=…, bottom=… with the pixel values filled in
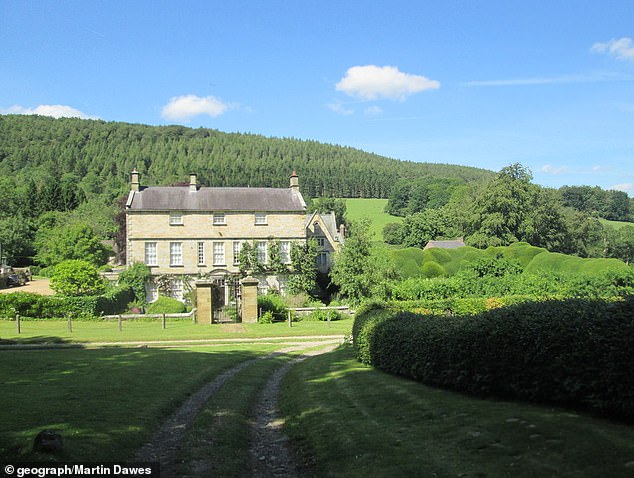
left=213, top=241, right=225, bottom=266
left=255, top=212, right=267, bottom=225
left=145, top=242, right=158, bottom=266
left=169, top=212, right=183, bottom=226
left=280, top=241, right=291, bottom=264
left=213, top=212, right=226, bottom=225
left=170, top=242, right=183, bottom=266
left=317, top=237, right=326, bottom=248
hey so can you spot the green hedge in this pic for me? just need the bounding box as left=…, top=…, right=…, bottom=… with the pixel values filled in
left=353, top=298, right=634, bottom=422
left=0, top=286, right=134, bottom=319
left=392, top=268, right=634, bottom=301
left=146, top=296, right=186, bottom=314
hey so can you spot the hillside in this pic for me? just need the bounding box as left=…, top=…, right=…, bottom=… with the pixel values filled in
left=0, top=115, right=493, bottom=200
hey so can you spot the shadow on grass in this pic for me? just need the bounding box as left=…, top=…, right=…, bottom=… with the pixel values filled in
left=0, top=345, right=270, bottom=463
left=0, top=336, right=88, bottom=347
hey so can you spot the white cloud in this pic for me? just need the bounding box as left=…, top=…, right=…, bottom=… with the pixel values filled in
left=541, top=164, right=569, bottom=174
left=364, top=106, right=383, bottom=116
left=592, top=37, right=634, bottom=61
left=161, top=94, right=230, bottom=121
left=610, top=182, right=633, bottom=193
left=336, top=65, right=440, bottom=101
left=327, top=102, right=354, bottom=116
left=1, top=104, right=98, bottom=119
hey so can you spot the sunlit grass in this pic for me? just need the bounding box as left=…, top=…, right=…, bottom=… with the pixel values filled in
left=343, top=198, right=402, bottom=240
left=0, top=318, right=352, bottom=345
left=0, top=344, right=278, bottom=462
left=281, top=345, right=634, bottom=477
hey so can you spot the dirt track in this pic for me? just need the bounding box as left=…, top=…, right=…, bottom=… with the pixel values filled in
left=0, top=278, right=54, bottom=295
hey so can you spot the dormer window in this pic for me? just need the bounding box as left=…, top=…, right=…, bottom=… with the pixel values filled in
left=213, top=212, right=226, bottom=225
left=255, top=212, right=267, bottom=225
left=169, top=212, right=183, bottom=226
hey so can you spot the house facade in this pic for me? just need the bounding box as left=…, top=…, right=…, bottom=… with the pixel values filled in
left=125, top=170, right=343, bottom=302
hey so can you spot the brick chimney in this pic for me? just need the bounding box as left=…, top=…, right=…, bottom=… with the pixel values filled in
left=131, top=169, right=140, bottom=192
left=189, top=173, right=198, bottom=192
left=289, top=170, right=299, bottom=192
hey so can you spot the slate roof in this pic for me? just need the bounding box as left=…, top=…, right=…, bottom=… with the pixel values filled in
left=306, top=211, right=341, bottom=242
left=423, top=239, right=466, bottom=250
left=127, top=186, right=306, bottom=212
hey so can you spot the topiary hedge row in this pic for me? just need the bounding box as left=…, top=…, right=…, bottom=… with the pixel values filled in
left=352, top=297, right=634, bottom=422
left=0, top=286, right=134, bottom=319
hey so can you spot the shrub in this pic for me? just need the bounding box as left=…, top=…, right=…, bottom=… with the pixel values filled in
left=257, top=293, right=287, bottom=321
left=146, top=296, right=186, bottom=314
left=353, top=298, right=634, bottom=422
left=50, top=260, right=106, bottom=296
left=303, top=309, right=342, bottom=322
left=117, top=262, right=152, bottom=304
left=0, top=286, right=133, bottom=319
left=258, top=310, right=275, bottom=324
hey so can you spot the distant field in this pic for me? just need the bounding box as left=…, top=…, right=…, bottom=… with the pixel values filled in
left=343, top=198, right=402, bottom=240
left=600, top=218, right=634, bottom=230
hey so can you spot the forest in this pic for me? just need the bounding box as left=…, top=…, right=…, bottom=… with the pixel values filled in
left=0, top=114, right=489, bottom=267
left=0, top=114, right=632, bottom=269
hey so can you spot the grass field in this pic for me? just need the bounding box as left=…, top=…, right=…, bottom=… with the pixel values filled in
left=3, top=339, right=633, bottom=475
left=600, top=218, right=634, bottom=230
left=281, top=346, right=634, bottom=477
left=343, top=198, right=402, bottom=240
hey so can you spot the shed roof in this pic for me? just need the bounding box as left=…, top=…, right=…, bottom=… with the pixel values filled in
left=423, top=239, right=466, bottom=250
left=127, top=186, right=306, bottom=212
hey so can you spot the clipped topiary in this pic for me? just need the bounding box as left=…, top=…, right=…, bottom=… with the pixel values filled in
left=420, top=261, right=445, bottom=278
left=146, top=296, right=186, bottom=314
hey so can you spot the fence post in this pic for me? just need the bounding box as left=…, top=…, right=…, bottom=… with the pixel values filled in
left=287, top=309, right=292, bottom=328
left=327, top=309, right=331, bottom=329
left=118, top=315, right=122, bottom=332
left=67, top=315, right=73, bottom=333
left=162, top=313, right=166, bottom=329
left=16, top=313, right=20, bottom=334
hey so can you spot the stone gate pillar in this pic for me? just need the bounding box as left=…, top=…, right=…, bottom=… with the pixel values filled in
left=240, top=276, right=259, bottom=323
left=195, top=281, right=214, bottom=324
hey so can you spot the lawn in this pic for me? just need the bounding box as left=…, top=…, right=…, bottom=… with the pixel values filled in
left=281, top=346, right=634, bottom=477
left=0, top=344, right=279, bottom=462
left=343, top=198, right=402, bottom=241
left=0, top=317, right=352, bottom=345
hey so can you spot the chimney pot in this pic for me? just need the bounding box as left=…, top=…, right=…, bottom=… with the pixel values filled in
left=189, top=173, right=198, bottom=192
left=289, top=170, right=299, bottom=191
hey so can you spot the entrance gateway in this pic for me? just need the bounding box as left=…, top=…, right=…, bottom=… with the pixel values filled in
left=196, top=275, right=241, bottom=323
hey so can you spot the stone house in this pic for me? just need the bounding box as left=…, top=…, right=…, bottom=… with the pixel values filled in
left=125, top=170, right=343, bottom=304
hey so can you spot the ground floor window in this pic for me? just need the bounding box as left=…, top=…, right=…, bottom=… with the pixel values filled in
left=145, top=281, right=158, bottom=303
left=170, top=279, right=184, bottom=301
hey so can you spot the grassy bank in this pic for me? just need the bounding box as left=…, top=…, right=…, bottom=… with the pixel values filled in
left=343, top=198, right=401, bottom=240
left=280, top=345, right=634, bottom=477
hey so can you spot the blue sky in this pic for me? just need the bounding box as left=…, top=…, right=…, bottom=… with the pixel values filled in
left=2, top=1, right=634, bottom=195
